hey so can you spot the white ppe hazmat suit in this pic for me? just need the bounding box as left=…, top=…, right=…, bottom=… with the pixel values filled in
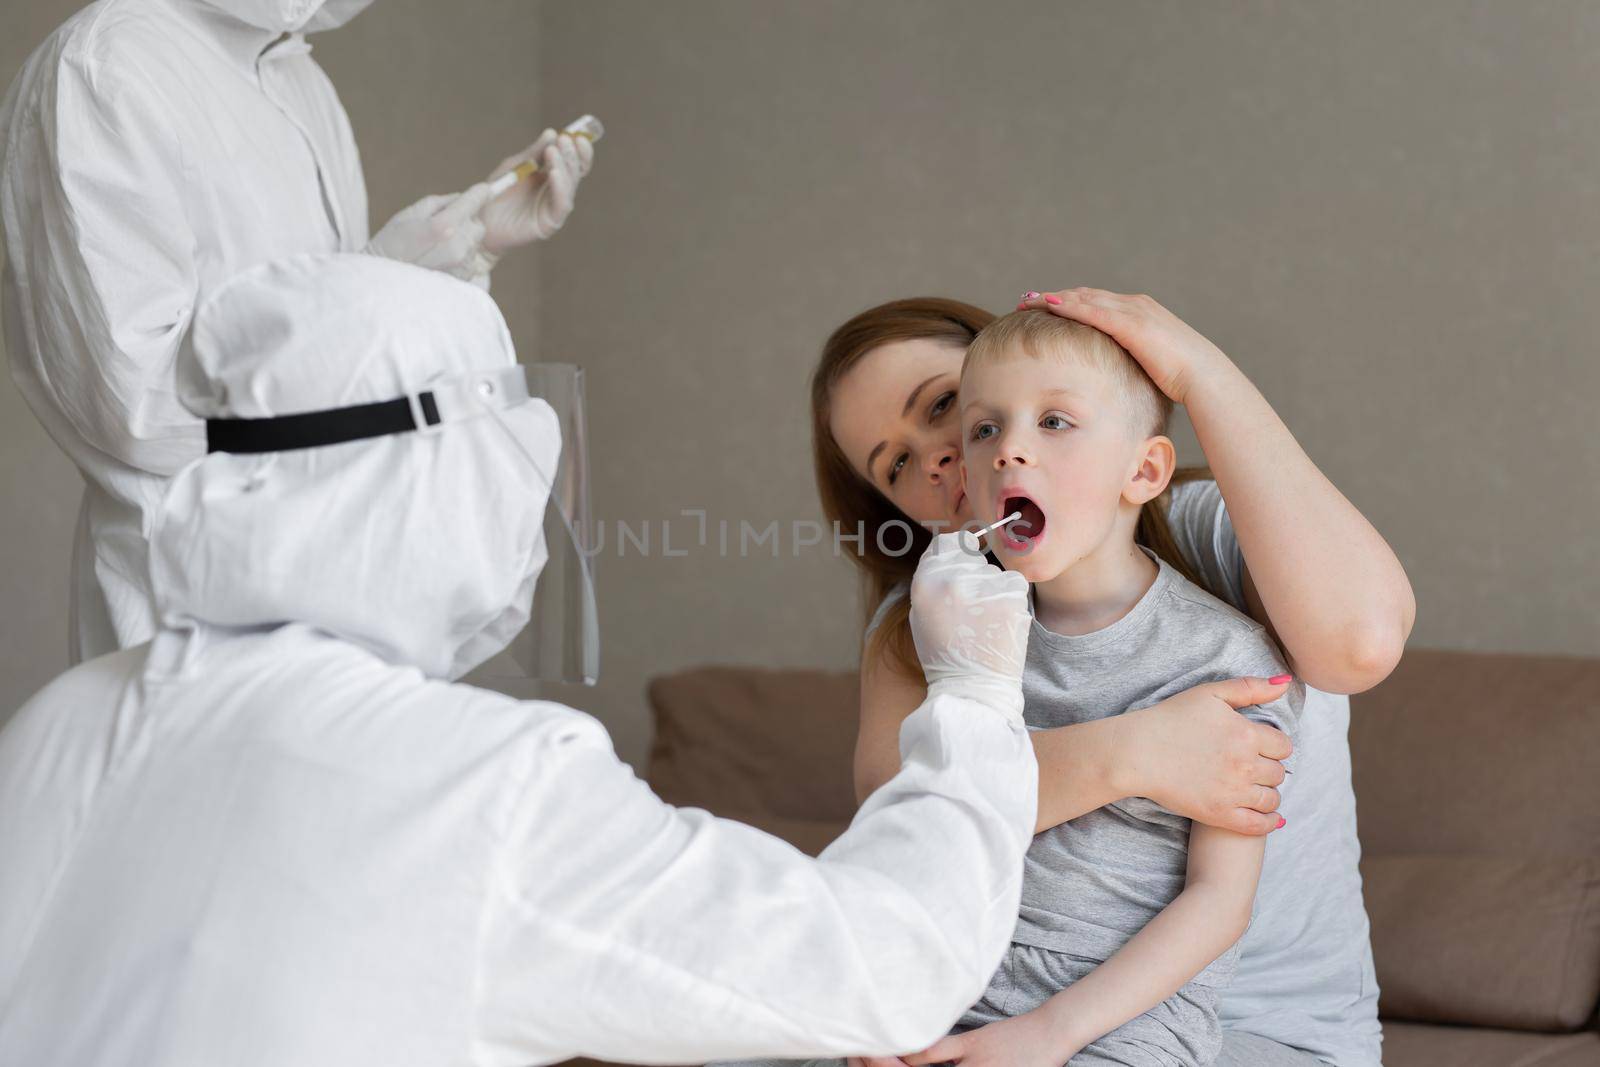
left=0, top=253, right=1040, bottom=1066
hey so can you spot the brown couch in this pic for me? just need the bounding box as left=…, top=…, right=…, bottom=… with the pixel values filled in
left=622, top=649, right=1600, bottom=1066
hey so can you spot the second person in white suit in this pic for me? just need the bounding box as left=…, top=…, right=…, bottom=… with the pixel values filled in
left=0, top=0, right=592, bottom=660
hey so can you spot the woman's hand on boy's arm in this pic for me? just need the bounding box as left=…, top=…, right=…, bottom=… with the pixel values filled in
left=859, top=641, right=1271, bottom=837
left=1107, top=678, right=1292, bottom=836
left=860, top=646, right=1293, bottom=838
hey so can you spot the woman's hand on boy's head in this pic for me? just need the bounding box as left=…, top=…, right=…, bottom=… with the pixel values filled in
left=1016, top=288, right=1228, bottom=407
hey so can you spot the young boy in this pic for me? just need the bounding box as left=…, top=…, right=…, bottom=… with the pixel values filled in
left=901, top=309, right=1306, bottom=1066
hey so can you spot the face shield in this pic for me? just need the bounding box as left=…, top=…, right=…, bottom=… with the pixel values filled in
left=484, top=363, right=600, bottom=685
left=204, top=362, right=599, bottom=684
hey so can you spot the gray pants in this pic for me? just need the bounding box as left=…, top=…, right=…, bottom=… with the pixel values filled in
left=1213, top=1032, right=1328, bottom=1067
left=721, top=943, right=1326, bottom=1067
left=721, top=1031, right=1321, bottom=1067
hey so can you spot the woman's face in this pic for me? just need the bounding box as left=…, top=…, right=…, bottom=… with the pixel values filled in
left=828, top=338, right=973, bottom=530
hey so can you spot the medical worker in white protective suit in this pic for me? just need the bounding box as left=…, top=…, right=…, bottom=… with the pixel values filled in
left=0, top=0, right=592, bottom=662
left=0, top=252, right=1040, bottom=1066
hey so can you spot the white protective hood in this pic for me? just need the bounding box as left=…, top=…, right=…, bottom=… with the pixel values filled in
left=148, top=253, right=559, bottom=679
left=200, top=0, right=374, bottom=33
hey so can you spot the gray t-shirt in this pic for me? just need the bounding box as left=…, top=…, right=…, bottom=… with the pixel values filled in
left=1163, top=481, right=1380, bottom=1067
left=865, top=481, right=1381, bottom=1066
left=1014, top=544, right=1302, bottom=995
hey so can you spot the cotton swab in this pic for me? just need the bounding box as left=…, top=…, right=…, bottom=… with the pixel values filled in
left=973, top=511, right=1023, bottom=540
left=488, top=114, right=606, bottom=196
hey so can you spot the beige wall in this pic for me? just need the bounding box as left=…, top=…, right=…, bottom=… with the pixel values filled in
left=4, top=2, right=1598, bottom=766
left=537, top=0, right=1600, bottom=765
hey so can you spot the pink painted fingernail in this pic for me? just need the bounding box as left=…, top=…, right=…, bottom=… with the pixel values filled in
left=1044, top=294, right=1062, bottom=305
left=1023, top=291, right=1041, bottom=300
left=1276, top=815, right=1287, bottom=829
left=1015, top=303, right=1027, bottom=311
left=1268, top=673, right=1292, bottom=685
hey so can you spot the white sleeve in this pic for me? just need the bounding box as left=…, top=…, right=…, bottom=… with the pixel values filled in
left=474, top=696, right=1038, bottom=1065
left=14, top=56, right=203, bottom=476
left=1163, top=479, right=1247, bottom=613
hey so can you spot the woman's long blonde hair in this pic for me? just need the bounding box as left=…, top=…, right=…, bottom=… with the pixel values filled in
left=812, top=298, right=1216, bottom=681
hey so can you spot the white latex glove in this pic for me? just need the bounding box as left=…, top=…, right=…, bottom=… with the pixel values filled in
left=480, top=128, right=595, bottom=256
left=909, top=531, right=1032, bottom=724
left=366, top=183, right=498, bottom=288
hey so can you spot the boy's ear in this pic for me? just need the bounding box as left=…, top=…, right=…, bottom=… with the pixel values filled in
left=1125, top=435, right=1176, bottom=505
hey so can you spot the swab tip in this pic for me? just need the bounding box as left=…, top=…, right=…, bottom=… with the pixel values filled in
left=975, top=511, right=1023, bottom=538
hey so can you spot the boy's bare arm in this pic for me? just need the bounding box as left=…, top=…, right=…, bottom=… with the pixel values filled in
left=1027, top=824, right=1265, bottom=1056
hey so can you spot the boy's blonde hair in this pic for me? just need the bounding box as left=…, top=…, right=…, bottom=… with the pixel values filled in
left=962, top=310, right=1172, bottom=439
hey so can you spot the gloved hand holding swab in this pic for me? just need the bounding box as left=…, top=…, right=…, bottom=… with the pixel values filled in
left=488, top=114, right=605, bottom=196
left=369, top=113, right=603, bottom=280
left=477, top=115, right=601, bottom=256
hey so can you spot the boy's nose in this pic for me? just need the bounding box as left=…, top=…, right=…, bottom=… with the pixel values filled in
left=994, top=448, right=1032, bottom=470
left=991, top=426, right=1033, bottom=470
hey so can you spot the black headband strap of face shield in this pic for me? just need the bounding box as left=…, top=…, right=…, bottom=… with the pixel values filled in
left=205, top=393, right=441, bottom=454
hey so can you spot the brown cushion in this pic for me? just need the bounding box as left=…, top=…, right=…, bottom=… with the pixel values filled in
left=645, top=666, right=860, bottom=837
left=1349, top=649, right=1600, bottom=857
left=1363, top=854, right=1600, bottom=1031
left=1380, top=1020, right=1600, bottom=1067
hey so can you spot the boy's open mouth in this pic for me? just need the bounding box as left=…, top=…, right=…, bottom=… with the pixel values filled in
left=999, top=493, right=1047, bottom=551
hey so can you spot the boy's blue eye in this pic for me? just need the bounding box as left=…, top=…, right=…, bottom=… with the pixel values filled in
left=1041, top=414, right=1071, bottom=431
left=971, top=423, right=998, bottom=441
